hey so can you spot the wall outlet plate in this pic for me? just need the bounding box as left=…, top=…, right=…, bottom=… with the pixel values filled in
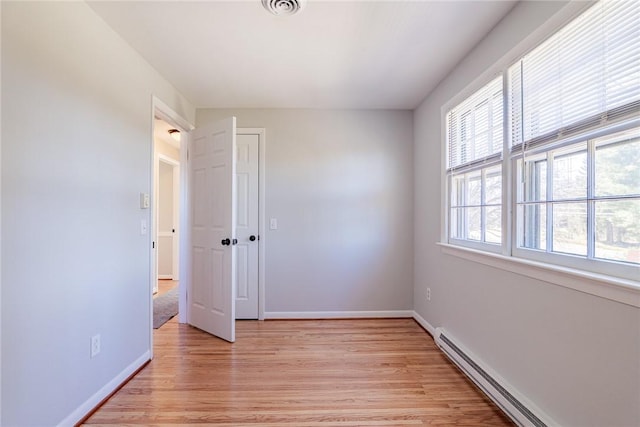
left=91, top=334, right=101, bottom=358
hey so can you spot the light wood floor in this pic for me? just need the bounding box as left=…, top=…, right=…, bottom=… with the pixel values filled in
left=83, top=318, right=513, bottom=426
left=155, top=279, right=178, bottom=297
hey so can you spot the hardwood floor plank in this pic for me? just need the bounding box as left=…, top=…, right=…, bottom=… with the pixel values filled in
left=83, top=319, right=513, bottom=426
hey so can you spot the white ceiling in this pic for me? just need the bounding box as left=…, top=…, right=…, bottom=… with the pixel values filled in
left=88, top=0, right=516, bottom=110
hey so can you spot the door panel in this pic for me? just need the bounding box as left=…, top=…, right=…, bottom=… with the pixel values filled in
left=236, top=245, right=249, bottom=299
left=235, top=133, right=259, bottom=319
left=188, top=117, right=236, bottom=342
left=191, top=246, right=206, bottom=309
left=157, top=161, right=174, bottom=278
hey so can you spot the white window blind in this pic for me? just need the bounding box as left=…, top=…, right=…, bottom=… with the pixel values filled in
left=447, top=76, right=503, bottom=170
left=510, top=0, right=640, bottom=149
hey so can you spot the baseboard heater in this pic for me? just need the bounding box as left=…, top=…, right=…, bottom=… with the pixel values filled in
left=434, top=328, right=550, bottom=427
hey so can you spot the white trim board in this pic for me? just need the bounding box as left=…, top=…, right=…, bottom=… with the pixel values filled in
left=411, top=316, right=557, bottom=426
left=56, top=351, right=150, bottom=427
left=439, top=243, right=640, bottom=308
left=264, top=310, right=414, bottom=319
left=434, top=328, right=557, bottom=427
left=412, top=311, right=436, bottom=337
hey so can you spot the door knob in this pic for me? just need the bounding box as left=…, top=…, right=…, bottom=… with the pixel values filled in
left=249, top=235, right=256, bottom=241
left=221, top=238, right=231, bottom=246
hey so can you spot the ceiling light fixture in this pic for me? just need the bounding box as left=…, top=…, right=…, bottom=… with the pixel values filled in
left=168, top=129, right=181, bottom=142
left=262, top=0, right=306, bottom=16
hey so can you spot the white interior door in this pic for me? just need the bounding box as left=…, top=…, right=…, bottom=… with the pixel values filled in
left=188, top=116, right=237, bottom=342
left=157, top=160, right=175, bottom=279
left=235, top=133, right=259, bottom=319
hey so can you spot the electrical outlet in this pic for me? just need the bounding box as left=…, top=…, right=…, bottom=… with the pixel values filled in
left=90, top=334, right=101, bottom=358
left=427, top=288, right=431, bottom=301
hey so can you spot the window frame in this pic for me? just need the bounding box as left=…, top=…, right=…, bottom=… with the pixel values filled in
left=444, top=74, right=505, bottom=254
left=440, top=0, right=640, bottom=303
left=448, top=161, right=503, bottom=253
left=510, top=119, right=640, bottom=282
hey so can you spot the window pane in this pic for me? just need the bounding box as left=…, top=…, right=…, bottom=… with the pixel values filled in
left=447, top=76, right=503, bottom=169
left=467, top=207, right=481, bottom=241
left=512, top=1, right=640, bottom=143
left=485, top=206, right=502, bottom=244
left=460, top=112, right=471, bottom=164
left=475, top=101, right=489, bottom=159
left=451, top=176, right=463, bottom=207
left=595, top=199, right=640, bottom=264
left=485, top=165, right=502, bottom=205
left=595, top=133, right=640, bottom=197
left=449, top=164, right=503, bottom=247
left=520, top=155, right=547, bottom=202
left=475, top=101, right=489, bottom=134
left=553, top=146, right=587, bottom=200
left=518, top=203, right=546, bottom=250
left=466, top=171, right=481, bottom=206
left=491, top=92, right=504, bottom=153
left=552, top=203, right=587, bottom=256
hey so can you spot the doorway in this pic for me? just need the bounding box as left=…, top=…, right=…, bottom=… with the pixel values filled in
left=149, top=100, right=267, bottom=350
left=152, top=117, right=183, bottom=329
left=151, top=98, right=193, bottom=339
left=156, top=156, right=180, bottom=283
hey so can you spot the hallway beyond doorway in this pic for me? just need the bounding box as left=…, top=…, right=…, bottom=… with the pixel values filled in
left=155, top=279, right=178, bottom=297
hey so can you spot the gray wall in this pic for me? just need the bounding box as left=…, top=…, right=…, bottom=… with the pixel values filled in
left=1, top=2, right=195, bottom=425
left=413, top=2, right=640, bottom=426
left=197, top=109, right=414, bottom=314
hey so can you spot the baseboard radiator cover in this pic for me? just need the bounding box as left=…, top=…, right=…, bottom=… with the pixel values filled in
left=434, top=328, right=552, bottom=427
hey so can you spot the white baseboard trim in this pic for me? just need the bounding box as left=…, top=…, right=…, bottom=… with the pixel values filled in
left=434, top=328, right=556, bottom=427
left=264, top=310, right=414, bottom=319
left=412, top=311, right=436, bottom=336
left=158, top=275, right=173, bottom=280
left=57, top=350, right=150, bottom=427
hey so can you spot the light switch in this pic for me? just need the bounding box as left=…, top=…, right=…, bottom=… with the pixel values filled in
left=270, top=218, right=278, bottom=230
left=140, top=193, right=150, bottom=209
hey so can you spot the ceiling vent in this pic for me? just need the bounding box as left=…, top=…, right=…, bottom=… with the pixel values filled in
left=262, top=0, right=306, bottom=16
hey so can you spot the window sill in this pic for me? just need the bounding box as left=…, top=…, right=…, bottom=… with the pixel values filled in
left=438, top=243, right=640, bottom=308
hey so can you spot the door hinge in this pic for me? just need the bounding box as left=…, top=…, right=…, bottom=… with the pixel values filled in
left=152, top=241, right=155, bottom=249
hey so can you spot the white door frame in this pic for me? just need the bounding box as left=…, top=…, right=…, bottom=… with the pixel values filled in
left=148, top=104, right=267, bottom=356
left=237, top=128, right=266, bottom=320
left=150, top=97, right=193, bottom=358
left=155, top=154, right=180, bottom=281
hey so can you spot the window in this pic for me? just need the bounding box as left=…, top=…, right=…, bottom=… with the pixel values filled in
left=516, top=127, right=640, bottom=269
left=446, top=76, right=503, bottom=250
left=444, top=0, right=640, bottom=280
